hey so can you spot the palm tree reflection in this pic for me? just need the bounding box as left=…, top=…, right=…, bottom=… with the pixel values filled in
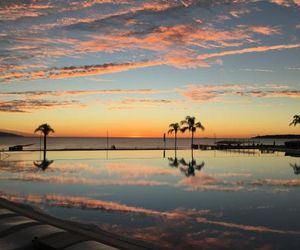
left=179, top=158, right=205, bottom=177
left=168, top=157, right=180, bottom=168
left=168, top=156, right=205, bottom=177
left=34, top=159, right=54, bottom=171
left=290, top=163, right=300, bottom=175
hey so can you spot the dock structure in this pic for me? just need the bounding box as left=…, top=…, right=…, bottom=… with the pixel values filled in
left=0, top=198, right=159, bottom=250
left=194, top=143, right=283, bottom=151
left=8, top=144, right=34, bottom=152
left=193, top=140, right=300, bottom=156
left=194, top=144, right=300, bottom=156
left=194, top=139, right=300, bottom=152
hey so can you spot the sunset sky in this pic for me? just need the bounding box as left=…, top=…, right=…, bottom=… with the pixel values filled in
left=0, top=0, right=299, bottom=137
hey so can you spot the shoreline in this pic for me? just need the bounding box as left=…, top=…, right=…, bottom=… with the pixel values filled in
left=2, top=147, right=188, bottom=152
left=1, top=147, right=299, bottom=153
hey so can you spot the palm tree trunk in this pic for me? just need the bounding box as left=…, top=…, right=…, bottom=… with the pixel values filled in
left=175, top=132, right=177, bottom=151
left=191, top=131, right=194, bottom=158
left=43, top=134, right=47, bottom=161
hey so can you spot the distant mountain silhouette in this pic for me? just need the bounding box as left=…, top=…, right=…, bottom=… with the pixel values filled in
left=0, top=129, right=34, bottom=137
left=0, top=132, right=23, bottom=137
left=252, top=134, right=300, bottom=139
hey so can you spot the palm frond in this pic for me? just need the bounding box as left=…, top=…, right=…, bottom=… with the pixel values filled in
left=290, top=115, right=300, bottom=126
left=195, top=122, right=205, bottom=131
left=195, top=161, right=205, bottom=170
left=169, top=123, right=175, bottom=128
left=180, top=120, right=188, bottom=125
left=180, top=126, right=189, bottom=133
left=34, top=126, right=43, bottom=133
left=179, top=158, right=188, bottom=166
left=169, top=123, right=180, bottom=129
left=168, top=128, right=174, bottom=134
left=34, top=123, right=55, bottom=135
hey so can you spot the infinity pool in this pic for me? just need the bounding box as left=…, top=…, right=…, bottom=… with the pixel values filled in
left=0, top=150, right=300, bottom=249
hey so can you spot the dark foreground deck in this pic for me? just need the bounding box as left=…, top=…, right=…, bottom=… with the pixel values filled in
left=0, top=198, right=159, bottom=250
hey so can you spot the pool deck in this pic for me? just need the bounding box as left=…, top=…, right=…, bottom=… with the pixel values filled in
left=0, top=198, right=159, bottom=250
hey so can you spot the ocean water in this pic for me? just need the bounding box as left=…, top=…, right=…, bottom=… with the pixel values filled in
left=0, top=136, right=294, bottom=150
left=0, top=149, right=300, bottom=249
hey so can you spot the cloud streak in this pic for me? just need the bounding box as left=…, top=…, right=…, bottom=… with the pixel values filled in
left=198, top=218, right=300, bottom=235
left=0, top=99, right=83, bottom=113
left=180, top=84, right=300, bottom=102
left=2, top=42, right=299, bottom=83
left=252, top=178, right=300, bottom=187
left=0, top=61, right=163, bottom=82
left=198, top=44, right=300, bottom=60
left=0, top=89, right=160, bottom=98
left=0, top=191, right=208, bottom=220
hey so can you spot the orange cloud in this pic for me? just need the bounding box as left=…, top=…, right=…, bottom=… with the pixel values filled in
left=3, top=41, right=298, bottom=83
left=0, top=191, right=208, bottom=220
left=0, top=2, right=53, bottom=21
left=104, top=163, right=179, bottom=177
left=247, top=26, right=280, bottom=35
left=177, top=173, right=244, bottom=192
left=77, top=24, right=277, bottom=55
left=270, top=0, right=300, bottom=6
left=252, top=178, right=300, bottom=187
left=180, top=84, right=300, bottom=102
left=105, top=98, right=179, bottom=110
left=0, top=99, right=83, bottom=113
left=0, top=174, right=170, bottom=187
left=229, top=8, right=251, bottom=18
left=0, top=61, right=163, bottom=82
left=0, top=89, right=159, bottom=98
left=198, top=43, right=300, bottom=60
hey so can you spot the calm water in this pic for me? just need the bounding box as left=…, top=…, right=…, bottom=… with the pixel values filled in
left=0, top=136, right=294, bottom=150
left=0, top=149, right=300, bottom=249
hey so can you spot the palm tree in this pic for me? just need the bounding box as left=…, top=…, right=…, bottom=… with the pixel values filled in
left=168, top=123, right=180, bottom=151
left=180, top=116, right=205, bottom=149
left=34, top=123, right=54, bottom=161
left=290, top=115, right=300, bottom=126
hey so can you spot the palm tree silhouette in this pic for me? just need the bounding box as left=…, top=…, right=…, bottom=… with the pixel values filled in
left=180, top=116, right=205, bottom=149
left=34, top=123, right=54, bottom=161
left=168, top=123, right=180, bottom=152
left=290, top=115, right=300, bottom=126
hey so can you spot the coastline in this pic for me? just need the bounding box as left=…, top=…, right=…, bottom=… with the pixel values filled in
left=1, top=147, right=186, bottom=152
